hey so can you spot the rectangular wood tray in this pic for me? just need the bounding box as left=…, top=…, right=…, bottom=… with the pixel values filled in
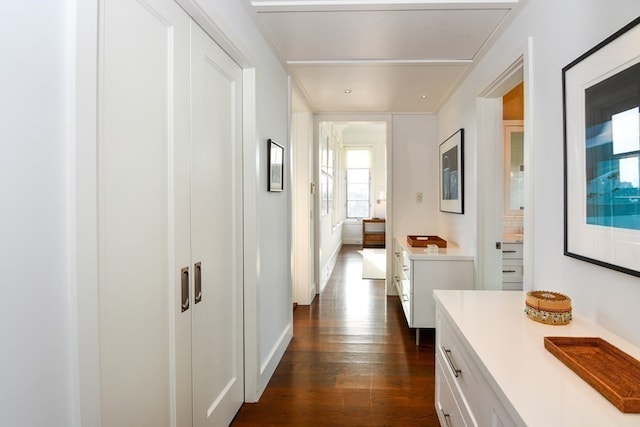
left=544, top=336, right=640, bottom=413
left=406, top=235, right=447, bottom=248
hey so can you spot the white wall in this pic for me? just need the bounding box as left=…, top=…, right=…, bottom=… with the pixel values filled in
left=0, top=2, right=74, bottom=425
left=437, top=0, right=640, bottom=346
left=391, top=115, right=440, bottom=241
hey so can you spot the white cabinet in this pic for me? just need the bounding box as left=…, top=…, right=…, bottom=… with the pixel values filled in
left=435, top=293, right=526, bottom=427
left=98, top=1, right=243, bottom=425
left=393, top=238, right=474, bottom=343
left=501, top=242, right=523, bottom=290
left=434, top=290, right=640, bottom=427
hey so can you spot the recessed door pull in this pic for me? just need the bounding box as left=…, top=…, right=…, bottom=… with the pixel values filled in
left=194, top=262, right=202, bottom=304
left=181, top=267, right=189, bottom=312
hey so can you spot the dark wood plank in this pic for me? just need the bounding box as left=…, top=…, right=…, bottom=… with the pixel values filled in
left=232, top=245, right=438, bottom=426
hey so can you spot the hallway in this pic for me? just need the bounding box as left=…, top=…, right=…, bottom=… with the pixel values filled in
left=232, top=245, right=438, bottom=426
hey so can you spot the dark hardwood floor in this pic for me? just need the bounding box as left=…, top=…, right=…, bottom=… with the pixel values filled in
left=232, top=245, right=438, bottom=426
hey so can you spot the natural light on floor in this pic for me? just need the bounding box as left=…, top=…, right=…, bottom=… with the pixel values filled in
left=361, top=248, right=386, bottom=279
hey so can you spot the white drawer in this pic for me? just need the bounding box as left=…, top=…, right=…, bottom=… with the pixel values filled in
left=438, top=316, right=484, bottom=416
left=400, top=278, right=411, bottom=324
left=393, top=250, right=410, bottom=280
left=393, top=275, right=402, bottom=296
left=502, top=282, right=522, bottom=291
left=501, top=243, right=522, bottom=259
left=501, top=260, right=523, bottom=282
left=436, top=351, right=477, bottom=427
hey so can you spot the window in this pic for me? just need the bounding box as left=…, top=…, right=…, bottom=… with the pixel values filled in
left=345, top=149, right=371, bottom=219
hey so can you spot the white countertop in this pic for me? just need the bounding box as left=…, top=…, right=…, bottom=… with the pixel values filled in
left=434, top=290, right=640, bottom=427
left=396, top=237, right=474, bottom=261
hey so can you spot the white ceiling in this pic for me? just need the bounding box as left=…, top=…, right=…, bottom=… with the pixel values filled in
left=246, top=0, right=525, bottom=113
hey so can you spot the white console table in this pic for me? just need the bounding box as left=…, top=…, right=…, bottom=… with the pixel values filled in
left=434, top=290, right=640, bottom=426
left=393, top=238, right=474, bottom=345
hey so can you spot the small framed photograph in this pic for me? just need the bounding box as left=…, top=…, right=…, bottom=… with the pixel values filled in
left=439, top=128, right=464, bottom=214
left=268, top=139, right=284, bottom=192
left=563, top=17, right=640, bottom=277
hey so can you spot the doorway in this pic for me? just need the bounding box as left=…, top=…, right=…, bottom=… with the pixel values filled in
left=312, top=118, right=390, bottom=298
left=477, top=43, right=534, bottom=292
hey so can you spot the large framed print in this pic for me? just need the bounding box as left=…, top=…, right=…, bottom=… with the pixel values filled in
left=439, top=129, right=464, bottom=214
left=563, top=17, right=640, bottom=277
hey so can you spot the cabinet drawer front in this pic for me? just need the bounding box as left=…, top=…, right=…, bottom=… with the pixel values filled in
left=365, top=233, right=385, bottom=242
left=436, top=352, right=477, bottom=427
left=393, top=275, right=403, bottom=296
left=393, top=249, right=410, bottom=279
left=438, top=316, right=484, bottom=415
left=501, top=243, right=523, bottom=259
left=501, top=263, right=523, bottom=282
left=400, top=279, right=412, bottom=325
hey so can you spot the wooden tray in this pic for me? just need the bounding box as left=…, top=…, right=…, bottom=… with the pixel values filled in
left=544, top=336, right=640, bottom=413
left=406, top=235, right=447, bottom=248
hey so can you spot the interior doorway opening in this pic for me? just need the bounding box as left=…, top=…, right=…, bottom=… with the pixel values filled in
left=477, top=40, right=534, bottom=292
left=314, top=119, right=389, bottom=298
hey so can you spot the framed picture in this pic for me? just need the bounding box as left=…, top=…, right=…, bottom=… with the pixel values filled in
left=563, top=17, right=640, bottom=277
left=439, top=128, right=464, bottom=214
left=268, top=139, right=284, bottom=192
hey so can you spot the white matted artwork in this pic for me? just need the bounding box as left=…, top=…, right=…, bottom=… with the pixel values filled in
left=563, top=17, right=640, bottom=277
left=439, top=128, right=464, bottom=214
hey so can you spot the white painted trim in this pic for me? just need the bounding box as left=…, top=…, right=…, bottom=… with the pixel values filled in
left=291, top=103, right=315, bottom=305
left=476, top=97, right=503, bottom=290
left=71, top=0, right=102, bottom=425
left=251, top=0, right=519, bottom=12
left=385, top=117, right=394, bottom=294
left=522, top=37, right=534, bottom=292
left=241, top=68, right=260, bottom=402
left=475, top=37, right=534, bottom=292
left=342, top=238, right=361, bottom=245
left=318, top=242, right=342, bottom=292
left=288, top=59, right=473, bottom=65
left=257, top=323, right=293, bottom=396
left=176, top=0, right=255, bottom=68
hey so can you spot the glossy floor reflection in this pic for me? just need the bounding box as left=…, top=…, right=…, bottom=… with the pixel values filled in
left=232, top=245, right=437, bottom=426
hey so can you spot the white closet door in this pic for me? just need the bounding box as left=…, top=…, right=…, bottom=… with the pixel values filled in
left=98, top=0, right=191, bottom=425
left=189, top=22, right=244, bottom=426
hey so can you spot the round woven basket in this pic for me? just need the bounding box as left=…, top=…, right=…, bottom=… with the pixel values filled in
left=524, top=291, right=572, bottom=325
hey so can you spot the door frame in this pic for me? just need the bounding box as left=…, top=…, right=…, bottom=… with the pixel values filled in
left=291, top=87, right=316, bottom=305
left=476, top=37, right=534, bottom=292
left=312, top=114, right=392, bottom=293
left=71, top=1, right=261, bottom=425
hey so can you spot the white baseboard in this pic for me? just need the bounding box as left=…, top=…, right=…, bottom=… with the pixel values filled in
left=319, top=243, right=341, bottom=292
left=342, top=238, right=361, bottom=245
left=254, top=322, right=293, bottom=401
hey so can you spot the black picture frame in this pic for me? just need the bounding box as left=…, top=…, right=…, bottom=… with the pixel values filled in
left=439, top=128, right=464, bottom=214
left=563, top=17, right=640, bottom=277
left=268, top=139, right=284, bottom=192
